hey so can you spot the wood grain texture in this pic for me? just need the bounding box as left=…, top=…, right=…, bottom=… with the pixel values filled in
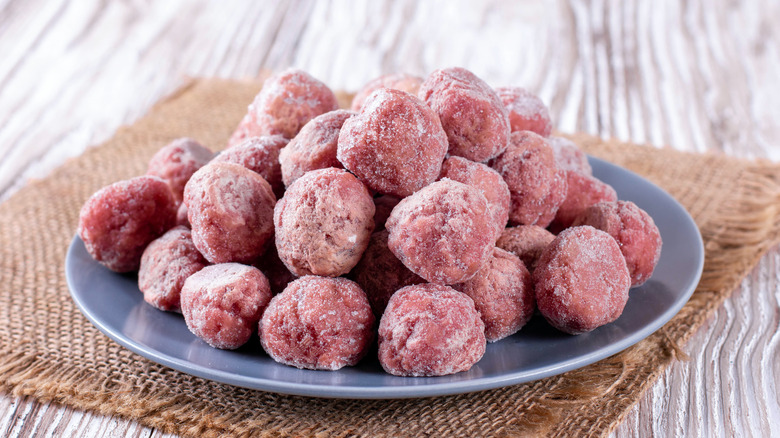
left=0, top=0, right=777, bottom=436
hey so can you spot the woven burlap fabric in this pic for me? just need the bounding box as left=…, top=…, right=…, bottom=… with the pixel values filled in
left=1, top=78, right=779, bottom=437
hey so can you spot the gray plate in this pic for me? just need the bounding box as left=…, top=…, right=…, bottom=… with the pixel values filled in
left=65, top=156, right=704, bottom=399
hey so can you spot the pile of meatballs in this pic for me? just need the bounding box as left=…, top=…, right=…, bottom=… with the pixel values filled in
left=78, top=67, right=662, bottom=377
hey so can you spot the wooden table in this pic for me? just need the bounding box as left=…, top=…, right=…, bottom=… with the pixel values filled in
left=0, top=0, right=777, bottom=436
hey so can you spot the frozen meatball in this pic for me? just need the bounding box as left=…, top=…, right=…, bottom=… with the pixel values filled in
left=378, top=283, right=486, bottom=376
left=146, top=138, right=213, bottom=203
left=230, top=69, right=339, bottom=142
left=350, top=230, right=425, bottom=317
left=184, top=162, right=276, bottom=264
left=533, top=226, right=630, bottom=334
left=572, top=201, right=662, bottom=287
left=252, top=242, right=297, bottom=295
left=549, top=136, right=592, bottom=176
left=351, top=72, right=424, bottom=112
left=279, top=110, right=355, bottom=187
left=138, top=226, right=208, bottom=312
left=274, top=168, right=375, bottom=277
left=419, top=67, right=510, bottom=162
left=496, top=225, right=555, bottom=272
left=78, top=175, right=177, bottom=272
left=337, top=88, right=448, bottom=197
left=227, top=112, right=266, bottom=148
left=439, top=156, right=510, bottom=240
left=181, top=263, right=272, bottom=349
left=490, top=131, right=567, bottom=227
left=259, top=276, right=374, bottom=370
left=453, top=248, right=534, bottom=342
left=372, top=194, right=401, bottom=231
left=386, top=179, right=494, bottom=285
left=212, top=135, right=289, bottom=198
left=551, top=171, right=618, bottom=231
left=496, top=86, right=553, bottom=137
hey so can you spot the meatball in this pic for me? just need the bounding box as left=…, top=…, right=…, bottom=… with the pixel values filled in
left=279, top=110, right=355, bottom=187
left=453, top=248, right=535, bottom=342
left=378, top=283, right=486, bottom=376
left=385, top=179, right=494, bottom=285
left=439, top=155, right=510, bottom=240
left=496, top=225, right=555, bottom=272
left=138, top=226, right=208, bottom=312
left=181, top=263, right=272, bottom=349
left=490, top=131, right=567, bottom=227
left=572, top=201, right=662, bottom=287
left=549, top=136, right=592, bottom=176
left=184, top=162, right=276, bottom=264
left=419, top=67, right=510, bottom=162
left=212, top=135, right=289, bottom=198
left=259, top=276, right=374, bottom=370
left=146, top=138, right=214, bottom=204
left=337, top=88, right=448, bottom=197
left=551, top=171, right=618, bottom=231
left=533, top=226, right=630, bottom=334
left=495, top=86, right=553, bottom=137
left=78, top=175, right=177, bottom=272
left=274, top=168, right=375, bottom=277
left=351, top=72, right=424, bottom=112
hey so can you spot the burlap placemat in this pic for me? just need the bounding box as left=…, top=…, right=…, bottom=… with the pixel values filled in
left=1, top=78, right=779, bottom=437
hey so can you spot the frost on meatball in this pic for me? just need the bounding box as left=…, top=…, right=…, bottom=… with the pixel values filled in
left=533, top=226, right=630, bottom=334
left=78, top=175, right=177, bottom=272
left=350, top=230, right=425, bottom=317
left=337, top=88, right=448, bottom=197
left=496, top=225, right=555, bottom=272
left=351, top=72, right=424, bottom=112
left=572, top=201, right=663, bottom=287
left=259, top=276, right=375, bottom=370
left=439, top=155, right=510, bottom=240
left=385, top=179, right=494, bottom=285
left=146, top=138, right=214, bottom=204
left=419, top=67, right=510, bottom=162
left=139, top=226, right=208, bottom=312
left=229, top=69, right=339, bottom=144
left=279, top=110, right=355, bottom=187
left=274, top=168, right=375, bottom=277
left=495, top=86, right=553, bottom=137
left=180, top=263, right=272, bottom=349
left=549, top=136, right=592, bottom=176
left=184, top=162, right=276, bottom=264
left=490, top=131, right=567, bottom=227
left=453, top=248, right=535, bottom=342
left=212, top=135, right=289, bottom=198
left=551, top=171, right=618, bottom=231
left=378, top=283, right=486, bottom=376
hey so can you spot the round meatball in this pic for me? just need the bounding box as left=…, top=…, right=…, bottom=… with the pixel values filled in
left=259, top=276, right=375, bottom=370
left=279, top=110, right=355, bottom=187
left=351, top=72, right=424, bottom=112
left=227, top=112, right=266, bottom=148
left=231, top=69, right=339, bottom=141
left=78, top=175, right=177, bottom=272
left=551, top=171, right=618, bottom=231
left=184, top=162, right=276, bottom=264
left=146, top=138, right=213, bottom=203
left=439, top=156, right=510, bottom=240
left=453, top=248, right=535, bottom=342
left=419, top=67, right=510, bottom=162
left=337, top=88, right=448, bottom=197
left=274, top=168, right=375, bottom=277
left=549, top=136, right=592, bottom=176
left=138, top=227, right=208, bottom=312
left=495, top=86, right=553, bottom=137
left=533, top=226, right=630, bottom=334
left=212, top=135, right=289, bottom=198
left=496, top=225, right=555, bottom=272
left=490, top=131, right=567, bottom=227
left=350, top=230, right=425, bottom=317
left=181, top=263, right=272, bottom=349
left=378, top=283, right=486, bottom=376
left=572, top=201, right=662, bottom=287
left=385, top=179, right=494, bottom=285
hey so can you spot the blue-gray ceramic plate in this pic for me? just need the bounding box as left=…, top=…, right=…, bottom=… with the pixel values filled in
left=66, top=156, right=704, bottom=399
